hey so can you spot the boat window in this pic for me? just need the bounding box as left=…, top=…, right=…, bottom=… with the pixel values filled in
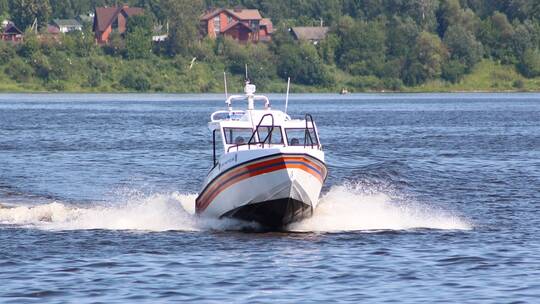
left=213, top=129, right=224, bottom=165
left=223, top=128, right=253, bottom=145
left=285, top=128, right=318, bottom=146
left=257, top=126, right=283, bottom=145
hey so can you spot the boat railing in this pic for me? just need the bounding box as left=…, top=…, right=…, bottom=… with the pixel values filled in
left=225, top=113, right=322, bottom=152
left=225, top=95, right=271, bottom=110
left=227, top=113, right=284, bottom=152
left=304, top=114, right=320, bottom=149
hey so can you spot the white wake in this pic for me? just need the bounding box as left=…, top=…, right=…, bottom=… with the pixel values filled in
left=289, top=184, right=471, bottom=232
left=0, top=193, right=251, bottom=231
left=0, top=184, right=471, bottom=232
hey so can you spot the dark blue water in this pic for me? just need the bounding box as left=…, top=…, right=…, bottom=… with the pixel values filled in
left=1, top=93, right=539, bottom=303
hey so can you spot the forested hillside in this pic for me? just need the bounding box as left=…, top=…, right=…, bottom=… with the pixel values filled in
left=1, top=0, right=540, bottom=92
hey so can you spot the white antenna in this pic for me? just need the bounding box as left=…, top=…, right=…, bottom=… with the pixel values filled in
left=223, top=72, right=228, bottom=99
left=285, top=77, right=291, bottom=114
left=245, top=64, right=248, bottom=81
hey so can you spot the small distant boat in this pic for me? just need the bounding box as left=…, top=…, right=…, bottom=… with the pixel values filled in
left=195, top=81, right=327, bottom=229
left=340, top=88, right=349, bottom=95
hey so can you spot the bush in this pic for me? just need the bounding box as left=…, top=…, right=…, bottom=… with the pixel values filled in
left=277, top=42, right=333, bottom=86
left=347, top=75, right=383, bottom=91
left=30, top=52, right=52, bottom=79
left=221, top=38, right=276, bottom=84
left=87, top=69, right=102, bottom=88
left=17, top=32, right=39, bottom=58
left=120, top=73, right=151, bottom=91
left=518, top=49, right=540, bottom=78
left=5, top=58, right=33, bottom=82
left=87, top=56, right=111, bottom=74
left=442, top=60, right=467, bottom=83
left=103, top=33, right=125, bottom=57
left=382, top=77, right=403, bottom=91
left=191, top=37, right=216, bottom=62
left=0, top=42, right=16, bottom=65
left=512, top=79, right=524, bottom=89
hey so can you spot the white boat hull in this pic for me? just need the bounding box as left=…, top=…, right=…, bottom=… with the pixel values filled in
left=196, top=152, right=327, bottom=228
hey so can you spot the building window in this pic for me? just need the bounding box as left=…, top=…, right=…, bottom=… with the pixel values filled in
left=214, top=16, right=220, bottom=33
left=227, top=16, right=233, bottom=24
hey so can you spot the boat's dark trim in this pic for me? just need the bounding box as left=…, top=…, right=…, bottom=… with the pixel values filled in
left=221, top=198, right=312, bottom=230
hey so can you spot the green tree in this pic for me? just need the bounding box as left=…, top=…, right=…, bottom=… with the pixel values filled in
left=510, top=20, right=539, bottom=59
left=479, top=11, right=515, bottom=63
left=444, top=24, right=483, bottom=70
left=402, top=31, right=448, bottom=86
left=126, top=14, right=153, bottom=59
left=161, top=0, right=204, bottom=56
left=437, top=0, right=480, bottom=36
left=222, top=37, right=276, bottom=83
left=386, top=16, right=420, bottom=59
left=9, top=0, right=51, bottom=30
left=65, top=29, right=98, bottom=57
left=277, top=42, right=332, bottom=86
left=317, top=32, right=339, bottom=65
left=5, top=57, right=33, bottom=82
left=0, top=0, right=9, bottom=18
left=17, top=30, right=39, bottom=58
left=50, top=0, right=74, bottom=19
left=518, top=48, right=540, bottom=78
left=336, top=18, right=386, bottom=76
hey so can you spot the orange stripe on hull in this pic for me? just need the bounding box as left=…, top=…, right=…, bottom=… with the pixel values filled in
left=196, top=155, right=326, bottom=213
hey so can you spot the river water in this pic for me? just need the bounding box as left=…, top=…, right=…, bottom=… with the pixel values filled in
left=0, top=93, right=539, bottom=303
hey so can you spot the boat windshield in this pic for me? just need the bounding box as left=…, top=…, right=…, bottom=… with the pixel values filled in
left=257, top=126, right=284, bottom=145
left=223, top=127, right=253, bottom=145
left=285, top=128, right=318, bottom=146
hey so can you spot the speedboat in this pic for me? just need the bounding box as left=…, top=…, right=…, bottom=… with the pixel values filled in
left=195, top=82, right=327, bottom=229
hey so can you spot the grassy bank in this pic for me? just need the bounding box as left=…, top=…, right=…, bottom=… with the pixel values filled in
left=408, top=60, right=540, bottom=93
left=0, top=57, right=539, bottom=94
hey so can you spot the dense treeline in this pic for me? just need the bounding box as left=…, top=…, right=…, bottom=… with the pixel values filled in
left=1, top=0, right=540, bottom=92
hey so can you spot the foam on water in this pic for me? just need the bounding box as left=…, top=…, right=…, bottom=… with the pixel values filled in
left=0, top=193, right=251, bottom=231
left=289, top=184, right=471, bottom=232
left=0, top=183, right=471, bottom=232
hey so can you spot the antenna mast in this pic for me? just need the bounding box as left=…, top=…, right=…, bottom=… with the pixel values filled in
left=285, top=77, right=291, bottom=114
left=223, top=72, right=228, bottom=99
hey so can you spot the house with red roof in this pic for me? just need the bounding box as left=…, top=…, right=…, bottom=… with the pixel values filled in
left=200, top=8, right=273, bottom=43
left=93, top=5, right=144, bottom=43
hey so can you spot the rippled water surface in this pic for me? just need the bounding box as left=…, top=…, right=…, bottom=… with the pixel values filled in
left=1, top=93, right=539, bottom=303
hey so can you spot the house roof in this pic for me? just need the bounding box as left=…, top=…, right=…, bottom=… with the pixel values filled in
left=94, top=6, right=144, bottom=32
left=291, top=27, right=329, bottom=41
left=3, top=23, right=22, bottom=35
left=260, top=18, right=273, bottom=33
left=123, top=7, right=144, bottom=17
left=200, top=8, right=262, bottom=21
left=222, top=20, right=253, bottom=33
left=53, top=19, right=82, bottom=28
left=47, top=25, right=60, bottom=34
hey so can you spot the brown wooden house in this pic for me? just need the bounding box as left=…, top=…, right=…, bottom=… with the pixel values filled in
left=93, top=5, right=144, bottom=43
left=200, top=8, right=273, bottom=43
left=2, top=23, right=23, bottom=43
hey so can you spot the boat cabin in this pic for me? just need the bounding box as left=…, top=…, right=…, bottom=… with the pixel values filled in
left=208, top=84, right=321, bottom=166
